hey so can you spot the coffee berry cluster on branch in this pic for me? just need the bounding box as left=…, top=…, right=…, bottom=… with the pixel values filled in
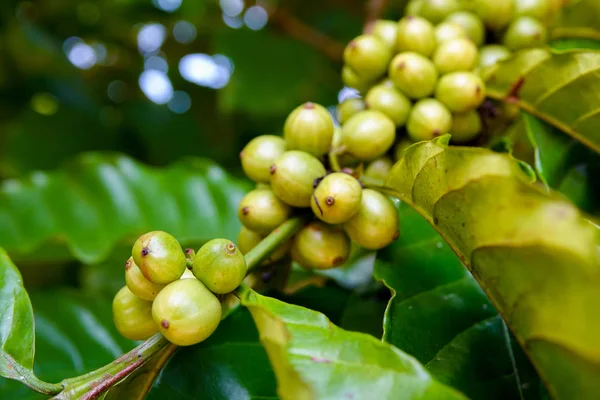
left=341, top=0, right=558, bottom=147
left=113, top=231, right=245, bottom=346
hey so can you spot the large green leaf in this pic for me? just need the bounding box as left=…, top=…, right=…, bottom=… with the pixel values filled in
left=0, top=289, right=136, bottom=399
left=149, top=308, right=277, bottom=399
left=484, top=49, right=600, bottom=153
left=376, top=203, right=542, bottom=399
left=237, top=286, right=467, bottom=400
left=0, top=249, right=36, bottom=390
left=0, top=153, right=250, bottom=264
left=552, top=0, right=600, bottom=40
left=383, top=137, right=600, bottom=399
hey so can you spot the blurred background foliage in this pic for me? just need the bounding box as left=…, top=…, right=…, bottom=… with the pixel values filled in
left=0, top=0, right=410, bottom=179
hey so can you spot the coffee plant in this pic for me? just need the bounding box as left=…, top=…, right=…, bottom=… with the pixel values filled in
left=1, top=0, right=599, bottom=399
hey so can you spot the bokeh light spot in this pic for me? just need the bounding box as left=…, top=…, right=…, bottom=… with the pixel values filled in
left=67, top=42, right=97, bottom=69
left=145, top=55, right=169, bottom=72
left=137, top=23, right=167, bottom=54
left=153, top=0, right=182, bottom=13
left=31, top=93, right=59, bottom=116
left=222, top=14, right=243, bottom=29
left=220, top=0, right=244, bottom=17
left=179, top=54, right=233, bottom=89
left=243, top=6, right=268, bottom=31
left=173, top=21, right=197, bottom=44
left=107, top=81, right=127, bottom=103
left=139, top=70, right=173, bottom=104
left=168, top=91, right=192, bottom=114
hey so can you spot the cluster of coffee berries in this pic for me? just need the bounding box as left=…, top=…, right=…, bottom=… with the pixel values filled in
left=238, top=103, right=399, bottom=270
left=339, top=0, right=560, bottom=150
left=113, top=231, right=246, bottom=346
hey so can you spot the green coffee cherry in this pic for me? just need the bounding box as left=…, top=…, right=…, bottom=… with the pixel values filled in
left=449, top=111, right=482, bottom=143
left=341, top=110, right=396, bottom=161
left=479, top=45, right=512, bottom=69
left=420, top=0, right=461, bottom=23
left=515, top=0, right=551, bottom=21
left=292, top=222, right=351, bottom=270
left=406, top=0, right=424, bottom=15
left=445, top=11, right=485, bottom=46
left=371, top=20, right=398, bottom=50
left=342, top=66, right=373, bottom=94
left=125, top=257, right=166, bottom=301
left=389, top=52, right=438, bottom=99
left=132, top=231, right=186, bottom=285
left=503, top=16, right=547, bottom=50
left=284, top=102, right=334, bottom=157
left=395, top=16, right=437, bottom=57
left=238, top=188, right=291, bottom=234
left=407, top=98, right=453, bottom=141
left=435, top=71, right=486, bottom=113
left=152, top=279, right=222, bottom=346
left=113, top=286, right=158, bottom=340
left=337, top=98, right=366, bottom=125
left=433, top=38, right=479, bottom=74
left=364, top=157, right=393, bottom=181
left=240, top=135, right=286, bottom=183
left=365, top=84, right=412, bottom=127
left=270, top=151, right=326, bottom=207
left=344, top=189, right=399, bottom=250
left=435, top=22, right=467, bottom=43
left=394, top=138, right=413, bottom=161
left=311, top=172, right=362, bottom=224
left=344, top=35, right=392, bottom=81
left=471, top=0, right=514, bottom=30
left=237, top=226, right=291, bottom=263
left=192, top=239, right=246, bottom=294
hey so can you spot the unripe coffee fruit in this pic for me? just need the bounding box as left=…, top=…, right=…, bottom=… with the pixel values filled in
left=337, top=98, right=366, bottom=125
left=284, top=102, right=334, bottom=157
left=445, top=11, right=485, bottom=46
left=471, top=0, right=515, bottom=30
left=435, top=22, right=467, bottom=43
left=365, top=84, right=412, bottom=127
left=113, top=286, right=158, bottom=340
left=311, top=172, right=362, bottom=224
left=152, top=279, right=222, bottom=346
left=389, top=52, right=438, bottom=99
left=407, top=98, right=452, bottom=141
left=342, top=66, right=373, bottom=94
left=342, top=110, right=396, bottom=161
left=515, top=0, right=551, bottom=21
left=125, top=257, right=165, bottom=301
left=449, top=111, right=482, bottom=143
left=344, top=189, right=399, bottom=250
left=435, top=71, right=486, bottom=113
left=238, top=188, right=291, bottom=234
left=364, top=157, right=393, bottom=181
left=292, top=222, right=351, bottom=270
left=395, top=16, right=437, bottom=57
left=420, top=0, right=461, bottom=23
left=240, top=135, right=286, bottom=183
left=371, top=20, right=398, bottom=50
left=270, top=151, right=326, bottom=207
left=344, top=35, right=392, bottom=81
left=503, top=16, right=547, bottom=50
left=394, top=138, right=413, bottom=161
left=479, top=45, right=512, bottom=69
left=132, top=231, right=186, bottom=284
left=237, top=226, right=290, bottom=263
left=406, top=0, right=424, bottom=15
left=433, top=38, right=478, bottom=74
left=193, top=239, right=246, bottom=294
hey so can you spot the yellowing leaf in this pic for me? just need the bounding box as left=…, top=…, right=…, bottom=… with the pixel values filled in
left=382, top=137, right=600, bottom=399
left=485, top=49, right=600, bottom=153
left=237, top=285, right=466, bottom=400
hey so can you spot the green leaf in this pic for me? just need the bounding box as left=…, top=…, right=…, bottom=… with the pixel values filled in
left=0, top=289, right=135, bottom=399
left=0, top=153, right=250, bottom=264
left=550, top=39, right=600, bottom=52
left=237, top=286, right=467, bottom=400
left=384, top=137, right=600, bottom=399
left=0, top=249, right=35, bottom=387
left=148, top=308, right=277, bottom=399
left=552, top=0, right=600, bottom=41
left=484, top=49, right=600, bottom=153
left=376, top=203, right=541, bottom=399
